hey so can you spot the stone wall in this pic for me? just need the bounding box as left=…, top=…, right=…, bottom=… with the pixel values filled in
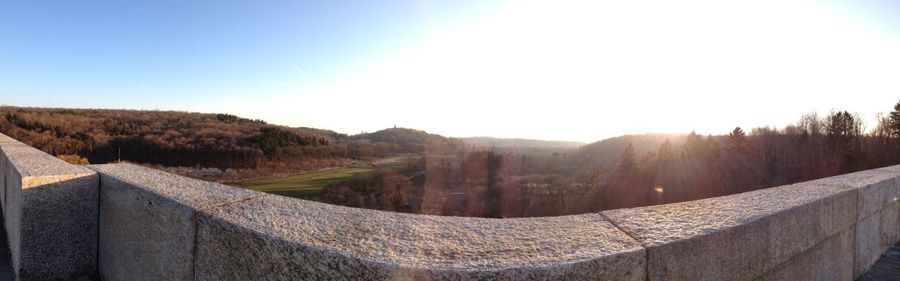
left=1, top=132, right=899, bottom=280
left=0, top=134, right=98, bottom=281
left=91, top=163, right=645, bottom=281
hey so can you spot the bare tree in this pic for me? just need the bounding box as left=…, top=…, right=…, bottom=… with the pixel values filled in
left=872, top=112, right=892, bottom=138
left=797, top=112, right=823, bottom=136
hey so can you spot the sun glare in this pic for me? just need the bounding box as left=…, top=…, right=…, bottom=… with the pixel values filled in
left=204, top=0, right=900, bottom=142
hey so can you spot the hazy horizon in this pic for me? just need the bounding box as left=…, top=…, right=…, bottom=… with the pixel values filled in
left=0, top=103, right=894, bottom=144
left=3, top=0, right=900, bottom=142
left=0, top=103, right=601, bottom=143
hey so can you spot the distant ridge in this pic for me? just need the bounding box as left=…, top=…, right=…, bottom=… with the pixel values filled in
left=459, top=137, right=584, bottom=149
left=567, top=133, right=688, bottom=177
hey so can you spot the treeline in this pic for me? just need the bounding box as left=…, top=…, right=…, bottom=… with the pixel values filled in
left=315, top=102, right=900, bottom=218
left=0, top=107, right=461, bottom=172
left=319, top=156, right=428, bottom=213
left=595, top=107, right=899, bottom=210
left=4, top=104, right=900, bottom=218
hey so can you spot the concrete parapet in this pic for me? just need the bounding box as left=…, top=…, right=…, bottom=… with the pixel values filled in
left=804, top=169, right=900, bottom=278
left=0, top=133, right=98, bottom=281
left=89, top=163, right=261, bottom=281
left=2, top=131, right=900, bottom=281
left=194, top=195, right=646, bottom=280
left=89, top=164, right=645, bottom=281
left=603, top=181, right=857, bottom=281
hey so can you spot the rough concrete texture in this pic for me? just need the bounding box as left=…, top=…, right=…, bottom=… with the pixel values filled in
left=0, top=133, right=99, bottom=281
left=859, top=240, right=900, bottom=281
left=857, top=213, right=884, bottom=278
left=91, top=164, right=262, bottom=209
left=806, top=169, right=900, bottom=221
left=0, top=210, right=15, bottom=281
left=853, top=203, right=900, bottom=278
left=1, top=153, right=8, bottom=208
left=0, top=130, right=899, bottom=281
left=876, top=165, right=900, bottom=174
left=754, top=227, right=854, bottom=281
left=1, top=167, right=20, bottom=277
left=0, top=136, right=94, bottom=179
left=195, top=195, right=646, bottom=280
left=881, top=203, right=900, bottom=252
left=603, top=181, right=857, bottom=281
left=90, top=164, right=262, bottom=281
left=19, top=174, right=98, bottom=281
left=802, top=167, right=900, bottom=278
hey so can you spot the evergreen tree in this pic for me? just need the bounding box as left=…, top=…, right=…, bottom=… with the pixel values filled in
left=826, top=111, right=856, bottom=149
left=617, top=143, right=638, bottom=173
left=485, top=151, right=504, bottom=218
left=890, top=100, right=900, bottom=138
left=728, top=127, right=746, bottom=150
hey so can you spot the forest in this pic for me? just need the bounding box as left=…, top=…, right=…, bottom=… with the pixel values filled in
left=0, top=106, right=461, bottom=179
left=314, top=101, right=900, bottom=217
left=2, top=102, right=900, bottom=218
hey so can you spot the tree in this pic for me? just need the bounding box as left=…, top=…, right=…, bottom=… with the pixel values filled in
left=798, top=112, right=823, bottom=136
left=873, top=112, right=892, bottom=139
left=728, top=127, right=747, bottom=150
left=825, top=111, right=860, bottom=172
left=380, top=173, right=416, bottom=212
left=485, top=151, right=504, bottom=218
left=616, top=143, right=638, bottom=174
left=704, top=135, right=721, bottom=160
left=826, top=111, right=856, bottom=148
left=683, top=131, right=706, bottom=158
left=57, top=154, right=89, bottom=165
left=890, top=100, right=900, bottom=138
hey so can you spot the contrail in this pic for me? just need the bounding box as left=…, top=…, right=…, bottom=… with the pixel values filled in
left=291, top=64, right=317, bottom=83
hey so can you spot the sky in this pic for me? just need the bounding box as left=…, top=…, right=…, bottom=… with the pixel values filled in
left=1, top=0, right=900, bottom=142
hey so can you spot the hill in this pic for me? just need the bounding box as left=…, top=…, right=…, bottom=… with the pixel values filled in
left=567, top=133, right=688, bottom=177
left=0, top=106, right=456, bottom=172
left=4, top=105, right=899, bottom=217
left=459, top=137, right=583, bottom=149
left=352, top=128, right=463, bottom=153
left=0, top=106, right=683, bottom=178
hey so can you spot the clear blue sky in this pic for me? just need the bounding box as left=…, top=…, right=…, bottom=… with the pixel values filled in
left=2, top=0, right=900, bottom=141
left=0, top=0, right=501, bottom=107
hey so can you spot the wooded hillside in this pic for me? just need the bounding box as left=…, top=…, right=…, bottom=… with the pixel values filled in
left=0, top=107, right=461, bottom=171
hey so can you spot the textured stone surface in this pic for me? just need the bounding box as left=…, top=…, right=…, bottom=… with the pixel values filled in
left=603, top=182, right=856, bottom=281
left=0, top=133, right=98, bottom=281
left=0, top=203, right=14, bottom=281
left=857, top=212, right=883, bottom=278
left=881, top=203, right=900, bottom=255
left=854, top=203, right=900, bottom=278
left=806, top=169, right=900, bottom=221
left=1, top=130, right=900, bottom=281
left=0, top=138, right=94, bottom=179
left=196, top=195, right=646, bottom=280
left=18, top=174, right=98, bottom=281
left=803, top=167, right=900, bottom=278
left=875, top=165, right=900, bottom=174
left=91, top=163, right=262, bottom=208
left=1, top=165, right=19, bottom=275
left=754, top=227, right=854, bottom=281
left=90, top=163, right=261, bottom=281
left=858, top=240, right=900, bottom=281
left=1, top=152, right=8, bottom=208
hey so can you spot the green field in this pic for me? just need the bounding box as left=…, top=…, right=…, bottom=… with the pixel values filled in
left=233, top=167, right=375, bottom=198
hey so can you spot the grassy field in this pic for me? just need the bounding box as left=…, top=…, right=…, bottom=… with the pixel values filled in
left=233, top=167, right=375, bottom=198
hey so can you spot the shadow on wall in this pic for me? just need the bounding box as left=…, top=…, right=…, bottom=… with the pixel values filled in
left=0, top=211, right=13, bottom=281
left=8, top=174, right=99, bottom=281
